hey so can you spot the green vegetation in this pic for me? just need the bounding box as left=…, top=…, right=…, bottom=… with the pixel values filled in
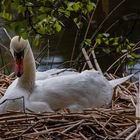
left=0, top=0, right=94, bottom=39
left=0, top=0, right=139, bottom=73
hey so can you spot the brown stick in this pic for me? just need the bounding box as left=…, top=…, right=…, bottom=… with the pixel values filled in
left=82, top=48, right=94, bottom=69
left=62, top=119, right=84, bottom=133
left=125, top=73, right=140, bottom=140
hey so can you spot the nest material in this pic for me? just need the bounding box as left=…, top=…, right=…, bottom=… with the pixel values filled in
left=0, top=72, right=138, bottom=140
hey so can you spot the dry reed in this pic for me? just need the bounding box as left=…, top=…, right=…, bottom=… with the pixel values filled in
left=0, top=72, right=138, bottom=140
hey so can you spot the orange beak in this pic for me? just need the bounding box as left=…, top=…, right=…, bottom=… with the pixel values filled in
left=15, top=57, right=23, bottom=77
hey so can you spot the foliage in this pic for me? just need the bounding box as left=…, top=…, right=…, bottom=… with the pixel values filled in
left=0, top=0, right=95, bottom=45
left=95, top=33, right=135, bottom=54
left=82, top=33, right=137, bottom=67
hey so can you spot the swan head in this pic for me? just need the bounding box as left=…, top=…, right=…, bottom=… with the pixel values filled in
left=10, top=36, right=30, bottom=77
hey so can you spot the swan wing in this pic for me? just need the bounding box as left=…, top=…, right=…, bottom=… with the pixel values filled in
left=31, top=70, right=113, bottom=112
left=36, top=68, right=78, bottom=80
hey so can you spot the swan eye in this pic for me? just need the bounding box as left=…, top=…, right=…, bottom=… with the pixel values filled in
left=14, top=50, right=24, bottom=59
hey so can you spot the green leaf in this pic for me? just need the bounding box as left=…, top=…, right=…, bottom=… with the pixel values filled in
left=39, top=25, right=45, bottom=33
left=32, top=35, right=40, bottom=47
left=126, top=39, right=129, bottom=43
left=129, top=43, right=135, bottom=46
left=65, top=10, right=70, bottom=18
left=96, top=38, right=101, bottom=44
left=97, top=34, right=103, bottom=38
left=74, top=18, right=78, bottom=23
left=67, top=6, right=73, bottom=11
left=58, top=7, right=65, bottom=14
left=73, top=18, right=82, bottom=29
left=113, top=42, right=119, bottom=46
left=26, top=2, right=33, bottom=6
left=87, top=2, right=94, bottom=12
left=114, top=37, right=119, bottom=42
left=128, top=61, right=135, bottom=66
left=11, top=1, right=20, bottom=9
left=73, top=2, right=81, bottom=12
left=127, top=54, right=133, bottom=59
left=105, top=48, right=111, bottom=54
left=105, top=40, right=109, bottom=45
left=17, top=6, right=26, bottom=14
left=131, top=53, right=139, bottom=59
left=0, top=12, right=12, bottom=20
left=76, top=21, right=82, bottom=29
left=39, top=7, right=46, bottom=12
left=127, top=45, right=132, bottom=50
left=116, top=46, right=121, bottom=52
left=38, top=14, right=47, bottom=20
left=21, top=32, right=28, bottom=39
left=53, top=21, right=62, bottom=32
left=82, top=9, right=88, bottom=15
left=28, top=7, right=33, bottom=14
left=84, top=38, right=91, bottom=46
left=109, top=38, right=114, bottom=41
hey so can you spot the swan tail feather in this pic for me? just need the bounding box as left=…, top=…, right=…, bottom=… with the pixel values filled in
left=109, top=74, right=134, bottom=88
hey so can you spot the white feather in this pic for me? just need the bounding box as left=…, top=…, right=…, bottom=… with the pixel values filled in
left=109, top=74, right=134, bottom=87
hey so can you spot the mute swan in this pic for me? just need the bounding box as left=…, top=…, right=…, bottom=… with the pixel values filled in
left=0, top=36, right=133, bottom=113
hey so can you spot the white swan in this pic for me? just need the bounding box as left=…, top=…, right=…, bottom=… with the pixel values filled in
left=0, top=36, right=133, bottom=113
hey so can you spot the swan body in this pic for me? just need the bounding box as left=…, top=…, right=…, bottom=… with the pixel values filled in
left=36, top=68, right=78, bottom=80
left=0, top=36, right=133, bottom=113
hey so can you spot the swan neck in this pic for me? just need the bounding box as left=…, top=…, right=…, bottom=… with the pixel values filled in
left=18, top=47, right=36, bottom=91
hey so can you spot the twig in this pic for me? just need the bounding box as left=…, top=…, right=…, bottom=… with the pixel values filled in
left=103, top=115, right=113, bottom=128
left=91, top=0, right=126, bottom=40
left=125, top=73, right=140, bottom=140
left=84, top=0, right=100, bottom=39
left=62, top=119, right=84, bottom=134
left=79, top=132, right=88, bottom=140
left=82, top=52, right=92, bottom=71
left=82, top=48, right=94, bottom=69
left=91, top=49, right=103, bottom=74
left=2, top=28, right=11, bottom=40
left=0, top=71, right=138, bottom=139
left=114, top=56, right=126, bottom=74
left=70, top=29, right=79, bottom=67
left=105, top=19, right=120, bottom=33
left=117, top=125, right=135, bottom=138
left=82, top=0, right=101, bottom=72
left=0, top=42, right=10, bottom=52
left=106, top=43, right=140, bottom=72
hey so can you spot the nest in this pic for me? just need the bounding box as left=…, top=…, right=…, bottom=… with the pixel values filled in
left=0, top=72, right=138, bottom=140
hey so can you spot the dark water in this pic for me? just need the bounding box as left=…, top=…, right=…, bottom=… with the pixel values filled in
left=33, top=27, right=76, bottom=71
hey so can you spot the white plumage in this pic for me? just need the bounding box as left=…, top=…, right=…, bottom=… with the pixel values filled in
left=0, top=36, right=133, bottom=113
left=36, top=68, right=78, bottom=80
